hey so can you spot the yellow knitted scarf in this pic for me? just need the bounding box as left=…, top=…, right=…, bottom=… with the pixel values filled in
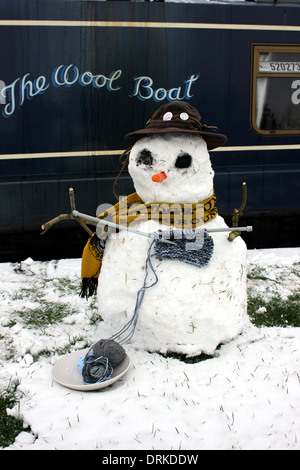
left=80, top=191, right=217, bottom=297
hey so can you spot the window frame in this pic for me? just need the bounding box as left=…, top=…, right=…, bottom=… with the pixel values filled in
left=251, top=43, right=300, bottom=136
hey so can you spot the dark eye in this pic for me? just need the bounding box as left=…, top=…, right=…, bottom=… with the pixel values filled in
left=136, top=149, right=154, bottom=166
left=175, top=153, right=192, bottom=169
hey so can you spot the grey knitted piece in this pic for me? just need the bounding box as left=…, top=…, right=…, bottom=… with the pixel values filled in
left=154, top=229, right=214, bottom=267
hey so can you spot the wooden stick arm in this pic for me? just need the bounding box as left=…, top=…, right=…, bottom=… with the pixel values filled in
left=228, top=182, right=249, bottom=241
left=41, top=188, right=93, bottom=236
left=41, top=212, right=73, bottom=235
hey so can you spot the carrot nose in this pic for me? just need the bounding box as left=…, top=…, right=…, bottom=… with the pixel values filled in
left=152, top=172, right=167, bottom=183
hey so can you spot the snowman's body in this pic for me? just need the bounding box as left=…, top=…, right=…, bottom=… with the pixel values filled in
left=97, top=134, right=249, bottom=356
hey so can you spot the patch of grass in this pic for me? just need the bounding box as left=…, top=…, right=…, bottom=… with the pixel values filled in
left=51, top=277, right=81, bottom=296
left=247, top=266, right=277, bottom=282
left=18, top=301, right=75, bottom=327
left=291, top=262, right=300, bottom=278
left=29, top=336, right=89, bottom=360
left=248, top=292, right=300, bottom=327
left=89, top=310, right=103, bottom=325
left=0, top=381, right=26, bottom=448
left=12, top=277, right=80, bottom=302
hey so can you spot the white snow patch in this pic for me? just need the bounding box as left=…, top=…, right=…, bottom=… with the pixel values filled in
left=0, top=248, right=299, bottom=450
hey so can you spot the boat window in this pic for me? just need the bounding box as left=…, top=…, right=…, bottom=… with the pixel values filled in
left=251, top=44, right=300, bottom=135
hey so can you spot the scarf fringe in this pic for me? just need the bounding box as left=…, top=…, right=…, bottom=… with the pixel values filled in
left=80, top=278, right=98, bottom=299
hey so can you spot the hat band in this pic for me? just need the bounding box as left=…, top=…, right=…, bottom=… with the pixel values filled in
left=145, top=117, right=220, bottom=134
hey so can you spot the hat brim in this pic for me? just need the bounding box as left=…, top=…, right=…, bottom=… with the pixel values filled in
left=125, top=127, right=227, bottom=151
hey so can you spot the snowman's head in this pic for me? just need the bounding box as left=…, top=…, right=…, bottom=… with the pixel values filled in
left=128, top=133, right=214, bottom=203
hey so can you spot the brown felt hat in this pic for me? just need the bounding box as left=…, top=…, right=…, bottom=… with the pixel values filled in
left=125, top=101, right=227, bottom=150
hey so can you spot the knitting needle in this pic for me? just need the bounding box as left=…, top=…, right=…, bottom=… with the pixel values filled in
left=207, top=226, right=253, bottom=233
left=72, top=210, right=252, bottom=239
left=72, top=210, right=176, bottom=244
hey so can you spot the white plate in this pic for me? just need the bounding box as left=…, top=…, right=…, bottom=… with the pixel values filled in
left=52, top=348, right=131, bottom=391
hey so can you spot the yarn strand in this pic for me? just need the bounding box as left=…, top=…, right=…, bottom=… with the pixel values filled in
left=109, top=239, right=158, bottom=345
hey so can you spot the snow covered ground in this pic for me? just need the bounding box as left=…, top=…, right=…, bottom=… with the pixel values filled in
left=0, top=247, right=299, bottom=450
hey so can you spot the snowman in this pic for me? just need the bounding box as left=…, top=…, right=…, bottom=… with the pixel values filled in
left=81, top=101, right=249, bottom=357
